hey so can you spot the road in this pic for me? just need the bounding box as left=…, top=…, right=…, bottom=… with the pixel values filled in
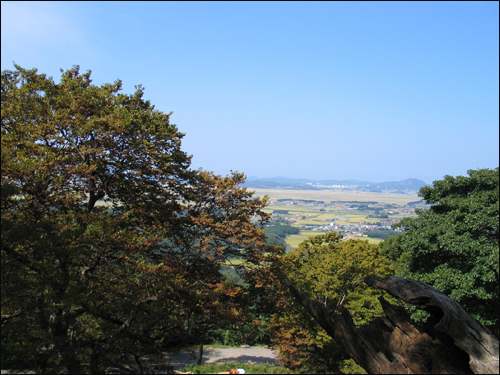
left=0, top=347, right=279, bottom=374
left=161, top=346, right=279, bottom=369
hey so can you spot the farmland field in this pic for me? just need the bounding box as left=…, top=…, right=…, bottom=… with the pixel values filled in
left=285, top=230, right=383, bottom=250
left=252, top=188, right=421, bottom=250
left=250, top=188, right=420, bottom=206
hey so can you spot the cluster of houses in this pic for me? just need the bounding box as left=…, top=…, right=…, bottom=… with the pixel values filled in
left=266, top=199, right=415, bottom=239
left=302, top=222, right=402, bottom=239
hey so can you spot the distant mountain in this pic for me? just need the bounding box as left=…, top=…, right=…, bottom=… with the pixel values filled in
left=246, top=176, right=313, bottom=184
left=242, top=176, right=429, bottom=193
left=318, top=179, right=373, bottom=186
left=374, top=178, right=429, bottom=192
left=242, top=177, right=317, bottom=190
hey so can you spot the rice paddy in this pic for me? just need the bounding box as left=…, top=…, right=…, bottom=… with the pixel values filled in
left=251, top=188, right=420, bottom=206
left=253, top=188, right=420, bottom=249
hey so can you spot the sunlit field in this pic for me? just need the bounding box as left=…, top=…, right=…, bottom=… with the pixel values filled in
left=250, top=188, right=420, bottom=206
left=284, top=231, right=383, bottom=250
left=253, top=188, right=418, bottom=249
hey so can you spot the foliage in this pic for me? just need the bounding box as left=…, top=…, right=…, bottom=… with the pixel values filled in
left=1, top=65, right=271, bottom=373
left=390, top=168, right=499, bottom=335
left=209, top=313, right=272, bottom=347
left=179, top=361, right=293, bottom=374
left=269, top=233, right=393, bottom=373
left=266, top=225, right=300, bottom=237
left=366, top=214, right=389, bottom=219
left=364, top=230, right=398, bottom=239
left=265, top=224, right=300, bottom=247
left=379, top=234, right=410, bottom=277
left=270, top=304, right=353, bottom=373
left=265, top=234, right=286, bottom=248
left=286, top=233, right=394, bottom=323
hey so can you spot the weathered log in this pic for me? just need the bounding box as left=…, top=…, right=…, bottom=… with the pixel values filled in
left=286, top=275, right=499, bottom=374
left=366, top=275, right=499, bottom=374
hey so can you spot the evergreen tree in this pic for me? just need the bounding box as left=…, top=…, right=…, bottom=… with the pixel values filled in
left=393, top=168, right=499, bottom=335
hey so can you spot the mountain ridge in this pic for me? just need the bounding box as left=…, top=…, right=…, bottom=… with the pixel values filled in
left=242, top=176, right=429, bottom=193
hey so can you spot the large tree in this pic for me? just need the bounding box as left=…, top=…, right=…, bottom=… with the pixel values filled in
left=1, top=65, right=270, bottom=373
left=270, top=233, right=395, bottom=373
left=391, top=168, right=499, bottom=336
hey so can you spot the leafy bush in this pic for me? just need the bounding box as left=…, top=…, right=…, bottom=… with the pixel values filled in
left=365, top=230, right=398, bottom=239
left=179, top=361, right=292, bottom=374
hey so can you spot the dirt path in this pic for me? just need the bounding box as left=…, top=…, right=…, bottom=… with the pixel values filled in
left=162, top=346, right=279, bottom=369
left=0, top=347, right=279, bottom=373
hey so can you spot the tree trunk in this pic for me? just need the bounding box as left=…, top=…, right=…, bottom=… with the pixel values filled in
left=49, top=309, right=82, bottom=374
left=286, top=275, right=499, bottom=374
left=197, top=343, right=204, bottom=365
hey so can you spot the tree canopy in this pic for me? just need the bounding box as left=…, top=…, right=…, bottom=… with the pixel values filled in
left=1, top=65, right=271, bottom=373
left=264, top=224, right=300, bottom=247
left=391, top=168, right=499, bottom=335
left=270, top=233, right=394, bottom=373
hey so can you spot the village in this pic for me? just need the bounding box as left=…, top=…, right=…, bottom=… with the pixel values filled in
left=259, top=197, right=428, bottom=247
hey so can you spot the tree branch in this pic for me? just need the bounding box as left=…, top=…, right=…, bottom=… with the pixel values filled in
left=365, top=275, right=499, bottom=374
left=1, top=241, right=44, bottom=275
left=287, top=276, right=499, bottom=374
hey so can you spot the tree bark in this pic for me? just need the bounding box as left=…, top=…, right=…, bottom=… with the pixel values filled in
left=197, top=343, right=204, bottom=365
left=49, top=309, right=82, bottom=374
left=286, top=275, right=499, bottom=374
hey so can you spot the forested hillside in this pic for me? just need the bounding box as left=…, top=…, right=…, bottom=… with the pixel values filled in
left=2, top=65, right=498, bottom=374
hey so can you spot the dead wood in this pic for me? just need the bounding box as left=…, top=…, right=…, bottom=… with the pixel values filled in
left=286, top=275, right=499, bottom=374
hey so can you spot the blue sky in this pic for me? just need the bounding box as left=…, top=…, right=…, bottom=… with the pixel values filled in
left=2, top=1, right=498, bottom=184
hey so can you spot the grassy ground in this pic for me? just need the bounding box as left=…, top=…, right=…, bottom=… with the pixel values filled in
left=285, top=233, right=383, bottom=249
left=179, top=361, right=291, bottom=374
left=285, top=230, right=320, bottom=249
left=364, top=237, right=383, bottom=245
left=224, top=258, right=248, bottom=266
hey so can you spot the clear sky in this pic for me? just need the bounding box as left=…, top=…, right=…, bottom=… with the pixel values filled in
left=2, top=1, right=498, bottom=184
